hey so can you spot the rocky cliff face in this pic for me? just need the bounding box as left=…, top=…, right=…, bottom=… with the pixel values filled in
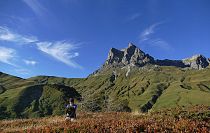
left=104, top=43, right=154, bottom=67
left=182, top=54, right=209, bottom=70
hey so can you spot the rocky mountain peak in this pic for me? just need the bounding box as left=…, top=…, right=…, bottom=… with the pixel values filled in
left=91, top=43, right=210, bottom=76
left=105, top=48, right=124, bottom=65
left=104, top=43, right=154, bottom=67
left=182, top=54, right=209, bottom=70
left=105, top=45, right=210, bottom=70
left=128, top=42, right=136, bottom=48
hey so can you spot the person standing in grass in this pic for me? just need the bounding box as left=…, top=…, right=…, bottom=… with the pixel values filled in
left=65, top=98, right=77, bottom=121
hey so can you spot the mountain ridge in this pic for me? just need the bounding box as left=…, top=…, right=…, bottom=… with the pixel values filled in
left=95, top=43, right=209, bottom=75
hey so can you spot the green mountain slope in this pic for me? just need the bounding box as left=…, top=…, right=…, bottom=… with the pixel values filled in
left=0, top=65, right=210, bottom=119
left=76, top=66, right=210, bottom=112
left=0, top=83, right=80, bottom=119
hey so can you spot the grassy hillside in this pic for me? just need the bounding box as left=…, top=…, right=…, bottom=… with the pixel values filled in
left=0, top=72, right=24, bottom=89
left=0, top=65, right=210, bottom=119
left=0, top=84, right=80, bottom=119
left=67, top=65, right=210, bottom=113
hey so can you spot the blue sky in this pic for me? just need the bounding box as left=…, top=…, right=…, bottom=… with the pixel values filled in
left=0, top=0, right=210, bottom=78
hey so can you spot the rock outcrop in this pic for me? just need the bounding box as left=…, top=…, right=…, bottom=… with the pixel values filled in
left=104, top=43, right=154, bottom=67
left=182, top=55, right=209, bottom=70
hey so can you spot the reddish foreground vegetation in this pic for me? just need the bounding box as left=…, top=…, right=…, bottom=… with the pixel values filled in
left=0, top=105, right=209, bottom=133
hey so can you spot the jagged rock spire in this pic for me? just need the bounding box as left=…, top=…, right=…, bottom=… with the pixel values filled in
left=128, top=42, right=135, bottom=47
left=105, top=43, right=154, bottom=67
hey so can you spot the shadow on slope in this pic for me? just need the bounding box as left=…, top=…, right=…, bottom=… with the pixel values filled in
left=0, top=84, right=81, bottom=119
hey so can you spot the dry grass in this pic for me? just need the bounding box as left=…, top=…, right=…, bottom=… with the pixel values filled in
left=0, top=106, right=209, bottom=133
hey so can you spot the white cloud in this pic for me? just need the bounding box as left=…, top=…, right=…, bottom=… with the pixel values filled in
left=139, top=22, right=173, bottom=51
left=0, top=46, right=16, bottom=66
left=22, top=0, right=48, bottom=17
left=37, top=41, right=82, bottom=68
left=23, top=59, right=38, bottom=65
left=0, top=26, right=82, bottom=68
left=139, top=23, right=161, bottom=42
left=0, top=26, right=38, bottom=44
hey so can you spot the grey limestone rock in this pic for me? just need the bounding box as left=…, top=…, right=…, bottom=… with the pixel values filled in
left=182, top=54, right=209, bottom=70
left=105, top=43, right=154, bottom=67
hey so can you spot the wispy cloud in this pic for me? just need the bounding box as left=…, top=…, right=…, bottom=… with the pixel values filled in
left=22, top=0, right=48, bottom=17
left=0, top=46, right=16, bottom=66
left=139, top=22, right=173, bottom=51
left=23, top=59, right=38, bottom=66
left=0, top=26, right=82, bottom=68
left=37, top=41, right=82, bottom=68
left=0, top=26, right=38, bottom=44
left=139, top=22, right=161, bottom=42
